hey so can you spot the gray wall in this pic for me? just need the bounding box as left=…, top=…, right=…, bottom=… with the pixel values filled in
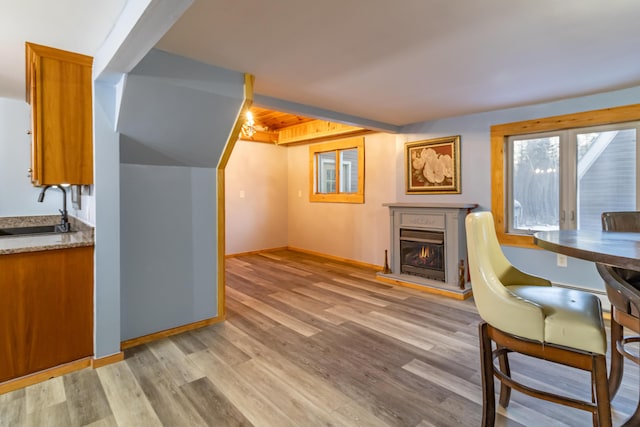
left=117, top=50, right=244, bottom=341
left=400, top=86, right=640, bottom=293
left=91, top=0, right=198, bottom=356
left=93, top=82, right=122, bottom=357
left=120, top=164, right=216, bottom=340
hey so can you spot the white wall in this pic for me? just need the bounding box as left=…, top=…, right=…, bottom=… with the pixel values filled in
left=225, top=139, right=289, bottom=254
left=0, top=98, right=60, bottom=216
left=225, top=133, right=397, bottom=267
left=287, top=133, right=396, bottom=266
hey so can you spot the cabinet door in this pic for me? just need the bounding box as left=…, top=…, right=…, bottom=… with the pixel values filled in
left=0, top=246, right=93, bottom=382
left=27, top=55, right=39, bottom=184
left=26, top=42, right=93, bottom=185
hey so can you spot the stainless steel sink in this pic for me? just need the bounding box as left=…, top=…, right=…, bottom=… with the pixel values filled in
left=0, top=225, right=68, bottom=236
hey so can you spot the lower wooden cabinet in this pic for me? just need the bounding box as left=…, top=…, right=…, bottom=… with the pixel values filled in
left=0, top=246, right=93, bottom=383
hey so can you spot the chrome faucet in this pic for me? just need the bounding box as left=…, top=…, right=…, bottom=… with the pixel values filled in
left=37, top=185, right=70, bottom=232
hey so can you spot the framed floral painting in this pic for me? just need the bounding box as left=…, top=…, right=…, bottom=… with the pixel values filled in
left=405, top=135, right=461, bottom=194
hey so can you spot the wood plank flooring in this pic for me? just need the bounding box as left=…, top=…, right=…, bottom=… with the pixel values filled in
left=1, top=249, right=638, bottom=426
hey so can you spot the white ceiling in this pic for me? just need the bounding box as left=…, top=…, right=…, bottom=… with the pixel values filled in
left=0, top=0, right=127, bottom=100
left=3, top=0, right=640, bottom=126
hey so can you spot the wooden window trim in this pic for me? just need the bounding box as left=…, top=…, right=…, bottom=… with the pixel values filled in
left=309, top=137, right=365, bottom=203
left=491, top=103, right=640, bottom=248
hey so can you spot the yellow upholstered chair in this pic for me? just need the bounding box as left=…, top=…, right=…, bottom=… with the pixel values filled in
left=465, top=211, right=611, bottom=427
left=595, top=211, right=640, bottom=427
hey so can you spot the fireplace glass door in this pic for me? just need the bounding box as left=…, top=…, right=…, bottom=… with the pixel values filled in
left=399, top=228, right=445, bottom=281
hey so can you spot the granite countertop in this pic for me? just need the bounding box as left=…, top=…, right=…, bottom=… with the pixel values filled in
left=0, top=215, right=94, bottom=255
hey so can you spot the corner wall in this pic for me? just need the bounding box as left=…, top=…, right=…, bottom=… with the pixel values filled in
left=225, top=139, right=288, bottom=255
left=287, top=133, right=396, bottom=266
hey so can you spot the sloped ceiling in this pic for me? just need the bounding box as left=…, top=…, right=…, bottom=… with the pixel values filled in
left=117, top=49, right=246, bottom=167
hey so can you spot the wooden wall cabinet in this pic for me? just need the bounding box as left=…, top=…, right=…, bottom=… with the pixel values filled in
left=0, top=246, right=93, bottom=383
left=25, top=42, right=93, bottom=185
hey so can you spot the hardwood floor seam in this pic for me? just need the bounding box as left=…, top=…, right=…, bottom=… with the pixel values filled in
left=1, top=249, right=638, bottom=426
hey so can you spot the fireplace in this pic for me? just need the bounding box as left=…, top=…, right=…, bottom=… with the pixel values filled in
left=400, top=229, right=445, bottom=281
left=378, top=203, right=478, bottom=299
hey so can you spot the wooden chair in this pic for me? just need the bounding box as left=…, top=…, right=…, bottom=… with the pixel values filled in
left=595, top=211, right=640, bottom=427
left=465, top=212, right=611, bottom=427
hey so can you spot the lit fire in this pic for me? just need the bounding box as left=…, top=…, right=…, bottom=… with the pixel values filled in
left=419, top=246, right=429, bottom=259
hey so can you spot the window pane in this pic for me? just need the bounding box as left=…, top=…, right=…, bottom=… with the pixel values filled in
left=577, top=129, right=636, bottom=230
left=339, top=149, right=358, bottom=193
left=511, top=137, right=560, bottom=232
left=317, top=152, right=336, bottom=193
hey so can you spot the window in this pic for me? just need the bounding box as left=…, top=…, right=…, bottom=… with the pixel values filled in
left=492, top=104, right=640, bottom=247
left=309, top=137, right=364, bottom=203
left=508, top=124, right=638, bottom=234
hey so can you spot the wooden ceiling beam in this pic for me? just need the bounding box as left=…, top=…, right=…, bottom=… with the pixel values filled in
left=241, top=129, right=279, bottom=144
left=237, top=107, right=372, bottom=145
left=277, top=119, right=369, bottom=145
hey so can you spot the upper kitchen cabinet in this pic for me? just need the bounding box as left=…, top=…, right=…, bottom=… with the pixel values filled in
left=25, top=42, right=93, bottom=185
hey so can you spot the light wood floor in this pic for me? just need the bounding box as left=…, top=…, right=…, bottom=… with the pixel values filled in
left=1, top=250, right=638, bottom=426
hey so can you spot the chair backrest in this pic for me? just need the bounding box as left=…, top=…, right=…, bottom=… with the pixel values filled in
left=465, top=211, right=550, bottom=342
left=600, top=211, right=640, bottom=315
left=602, top=211, right=640, bottom=232
left=601, top=212, right=640, bottom=285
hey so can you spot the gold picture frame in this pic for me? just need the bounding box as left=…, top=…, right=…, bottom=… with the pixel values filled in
left=405, top=135, right=461, bottom=194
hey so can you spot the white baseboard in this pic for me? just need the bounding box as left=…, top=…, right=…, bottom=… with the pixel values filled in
left=551, top=282, right=610, bottom=312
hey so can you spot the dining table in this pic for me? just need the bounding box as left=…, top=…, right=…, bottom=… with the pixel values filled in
left=533, top=229, right=640, bottom=272
left=534, top=228, right=640, bottom=427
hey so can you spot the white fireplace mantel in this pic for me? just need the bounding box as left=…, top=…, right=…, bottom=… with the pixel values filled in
left=378, top=202, right=478, bottom=299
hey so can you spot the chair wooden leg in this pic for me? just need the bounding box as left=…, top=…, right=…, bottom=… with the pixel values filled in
left=593, top=354, right=612, bottom=427
left=479, top=322, right=496, bottom=427
left=497, top=345, right=511, bottom=408
left=480, top=321, right=612, bottom=426
left=608, top=308, right=624, bottom=398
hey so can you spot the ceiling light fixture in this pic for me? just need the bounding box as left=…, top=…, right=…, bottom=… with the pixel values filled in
left=241, top=111, right=255, bottom=139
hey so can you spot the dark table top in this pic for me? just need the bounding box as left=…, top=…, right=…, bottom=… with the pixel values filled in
left=534, top=229, right=640, bottom=271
